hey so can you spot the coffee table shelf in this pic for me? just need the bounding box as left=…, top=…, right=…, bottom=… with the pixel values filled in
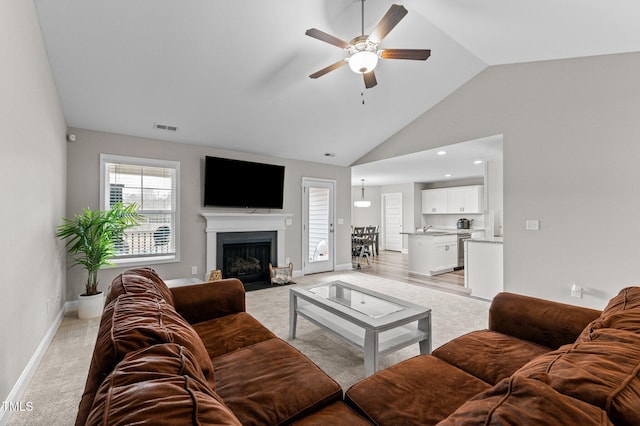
left=296, top=304, right=428, bottom=356
left=290, top=281, right=431, bottom=377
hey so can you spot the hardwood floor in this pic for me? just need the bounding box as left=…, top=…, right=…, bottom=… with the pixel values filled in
left=353, top=250, right=471, bottom=297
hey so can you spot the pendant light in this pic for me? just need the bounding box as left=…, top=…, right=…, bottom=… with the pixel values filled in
left=354, top=179, right=371, bottom=208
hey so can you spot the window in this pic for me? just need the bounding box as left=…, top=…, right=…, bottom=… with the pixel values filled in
left=100, top=154, right=180, bottom=265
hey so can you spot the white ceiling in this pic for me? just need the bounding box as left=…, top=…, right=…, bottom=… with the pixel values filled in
left=35, top=0, right=640, bottom=185
left=352, top=134, right=503, bottom=186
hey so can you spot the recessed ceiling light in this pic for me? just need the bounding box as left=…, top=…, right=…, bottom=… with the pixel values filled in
left=437, top=151, right=447, bottom=156
left=473, top=160, right=483, bottom=164
left=445, top=174, right=452, bottom=177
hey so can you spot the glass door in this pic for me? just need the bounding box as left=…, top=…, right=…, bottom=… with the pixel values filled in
left=302, top=178, right=335, bottom=274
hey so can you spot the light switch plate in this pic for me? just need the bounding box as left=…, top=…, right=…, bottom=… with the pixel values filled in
left=525, top=220, right=540, bottom=231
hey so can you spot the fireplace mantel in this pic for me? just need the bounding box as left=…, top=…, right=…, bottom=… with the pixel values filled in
left=201, top=212, right=292, bottom=275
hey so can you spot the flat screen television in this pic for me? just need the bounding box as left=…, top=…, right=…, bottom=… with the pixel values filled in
left=204, top=156, right=285, bottom=209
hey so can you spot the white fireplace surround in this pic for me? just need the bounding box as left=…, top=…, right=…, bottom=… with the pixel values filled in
left=201, top=212, right=292, bottom=276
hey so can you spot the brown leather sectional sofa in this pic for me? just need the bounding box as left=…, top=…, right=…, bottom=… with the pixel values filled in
left=346, top=287, right=640, bottom=425
left=75, top=268, right=371, bottom=425
left=76, top=267, right=640, bottom=425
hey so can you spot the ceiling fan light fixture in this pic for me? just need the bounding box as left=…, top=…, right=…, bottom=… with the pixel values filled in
left=348, top=50, right=378, bottom=74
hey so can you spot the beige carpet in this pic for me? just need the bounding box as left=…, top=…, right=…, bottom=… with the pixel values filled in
left=7, top=270, right=489, bottom=425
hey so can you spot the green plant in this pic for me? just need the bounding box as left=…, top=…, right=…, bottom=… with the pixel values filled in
left=56, top=202, right=142, bottom=295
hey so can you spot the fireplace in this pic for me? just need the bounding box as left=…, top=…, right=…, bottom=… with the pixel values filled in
left=216, top=231, right=277, bottom=289
left=201, top=212, right=292, bottom=288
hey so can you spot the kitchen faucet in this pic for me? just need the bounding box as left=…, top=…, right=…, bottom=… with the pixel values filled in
left=423, top=225, right=432, bottom=233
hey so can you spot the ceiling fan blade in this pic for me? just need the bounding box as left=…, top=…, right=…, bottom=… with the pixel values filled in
left=369, top=4, right=408, bottom=44
left=305, top=28, right=350, bottom=49
left=309, top=60, right=347, bottom=79
left=363, top=70, right=377, bottom=89
left=381, top=49, right=431, bottom=60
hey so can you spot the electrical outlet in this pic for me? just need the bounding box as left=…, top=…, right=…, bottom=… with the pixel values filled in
left=191, top=266, right=197, bottom=275
left=571, top=284, right=583, bottom=298
left=525, top=220, right=540, bottom=231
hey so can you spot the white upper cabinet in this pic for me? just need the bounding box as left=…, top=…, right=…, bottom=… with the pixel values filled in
left=421, top=188, right=448, bottom=213
left=422, top=185, right=484, bottom=214
left=448, top=185, right=483, bottom=214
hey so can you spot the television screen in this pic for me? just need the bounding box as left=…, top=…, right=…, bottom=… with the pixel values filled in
left=204, top=156, right=285, bottom=209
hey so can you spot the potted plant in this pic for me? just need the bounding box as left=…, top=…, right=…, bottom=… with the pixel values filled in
left=56, top=202, right=142, bottom=318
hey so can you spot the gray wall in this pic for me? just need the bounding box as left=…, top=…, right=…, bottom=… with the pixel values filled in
left=0, top=0, right=67, bottom=407
left=65, top=128, right=352, bottom=298
left=351, top=185, right=382, bottom=228
left=356, top=52, right=640, bottom=309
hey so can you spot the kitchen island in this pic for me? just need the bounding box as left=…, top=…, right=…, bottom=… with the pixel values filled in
left=404, top=232, right=460, bottom=276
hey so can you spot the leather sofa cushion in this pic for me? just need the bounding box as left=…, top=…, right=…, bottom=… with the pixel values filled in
left=601, top=286, right=640, bottom=314
left=105, top=267, right=174, bottom=306
left=93, top=343, right=208, bottom=385
left=100, top=294, right=214, bottom=384
left=86, top=343, right=241, bottom=425
left=77, top=294, right=216, bottom=426
left=170, top=278, right=246, bottom=324
left=516, top=328, right=640, bottom=425
left=87, top=376, right=241, bottom=426
left=214, top=338, right=342, bottom=425
left=432, top=329, right=551, bottom=385
left=291, top=402, right=372, bottom=425
left=439, top=375, right=612, bottom=425
left=345, top=355, right=491, bottom=426
left=193, top=312, right=277, bottom=359
left=489, top=292, right=601, bottom=349
left=578, top=287, right=640, bottom=342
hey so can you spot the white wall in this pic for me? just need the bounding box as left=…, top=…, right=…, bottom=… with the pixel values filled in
left=355, top=52, right=640, bottom=309
left=0, top=0, right=67, bottom=411
left=65, top=128, right=352, bottom=297
left=351, top=185, right=382, bottom=228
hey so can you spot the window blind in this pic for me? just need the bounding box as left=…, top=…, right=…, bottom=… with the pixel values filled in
left=101, top=155, right=179, bottom=263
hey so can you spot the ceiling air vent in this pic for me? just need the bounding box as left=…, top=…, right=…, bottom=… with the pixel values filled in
left=154, top=122, right=178, bottom=132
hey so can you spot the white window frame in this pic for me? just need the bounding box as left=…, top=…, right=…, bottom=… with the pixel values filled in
left=100, top=154, right=180, bottom=266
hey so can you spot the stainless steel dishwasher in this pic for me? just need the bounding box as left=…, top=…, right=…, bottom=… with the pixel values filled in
left=457, top=233, right=471, bottom=267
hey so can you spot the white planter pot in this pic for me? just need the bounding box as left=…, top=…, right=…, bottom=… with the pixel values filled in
left=78, top=292, right=104, bottom=319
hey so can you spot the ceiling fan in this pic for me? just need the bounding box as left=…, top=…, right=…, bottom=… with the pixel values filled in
left=306, top=1, right=431, bottom=89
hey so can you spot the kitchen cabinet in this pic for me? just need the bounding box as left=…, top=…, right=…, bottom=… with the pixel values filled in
left=447, top=186, right=483, bottom=214
left=407, top=233, right=458, bottom=276
left=464, top=239, right=503, bottom=300
left=421, top=188, right=447, bottom=213
left=421, top=185, right=483, bottom=214
left=433, top=240, right=458, bottom=272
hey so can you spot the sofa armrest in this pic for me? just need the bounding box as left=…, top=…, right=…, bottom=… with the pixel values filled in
left=488, top=292, right=601, bottom=349
left=170, top=278, right=246, bottom=324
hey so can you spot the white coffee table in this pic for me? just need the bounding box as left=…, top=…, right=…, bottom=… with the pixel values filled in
left=289, top=281, right=431, bottom=377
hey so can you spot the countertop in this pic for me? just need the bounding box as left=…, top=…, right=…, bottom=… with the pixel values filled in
left=467, top=236, right=503, bottom=244
left=402, top=228, right=484, bottom=236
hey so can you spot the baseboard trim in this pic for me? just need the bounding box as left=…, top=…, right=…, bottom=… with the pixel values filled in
left=335, top=263, right=353, bottom=271
left=0, top=303, right=72, bottom=425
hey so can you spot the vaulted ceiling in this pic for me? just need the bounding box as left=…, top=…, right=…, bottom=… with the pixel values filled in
left=35, top=0, right=640, bottom=173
